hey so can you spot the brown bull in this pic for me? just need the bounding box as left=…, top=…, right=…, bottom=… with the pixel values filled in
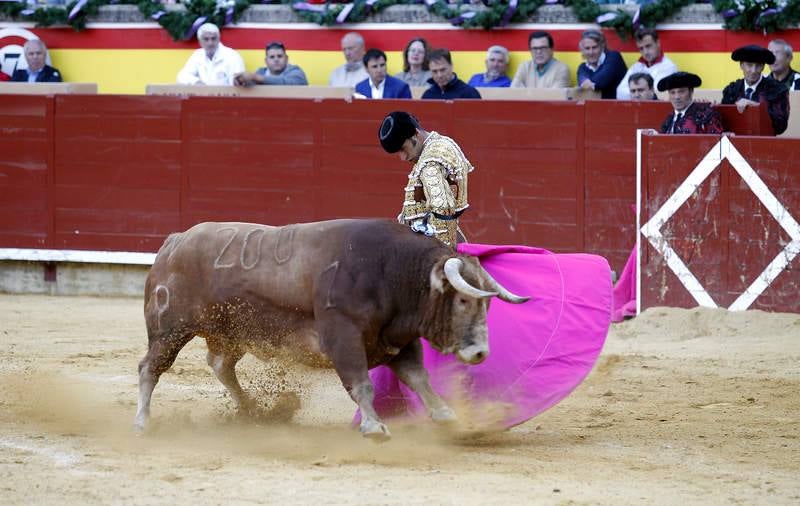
left=135, top=219, right=528, bottom=439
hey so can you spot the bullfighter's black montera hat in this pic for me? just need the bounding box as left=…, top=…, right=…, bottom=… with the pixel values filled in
left=379, top=111, right=419, bottom=153
left=657, top=71, right=702, bottom=92
left=731, top=45, right=775, bottom=65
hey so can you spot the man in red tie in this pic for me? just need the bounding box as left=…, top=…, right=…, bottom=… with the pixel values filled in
left=722, top=45, right=789, bottom=136
left=659, top=72, right=723, bottom=135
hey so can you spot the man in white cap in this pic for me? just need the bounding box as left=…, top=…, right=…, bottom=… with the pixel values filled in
left=177, top=23, right=245, bottom=86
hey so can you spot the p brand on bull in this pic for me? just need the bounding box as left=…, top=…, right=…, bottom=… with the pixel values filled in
left=134, top=218, right=528, bottom=440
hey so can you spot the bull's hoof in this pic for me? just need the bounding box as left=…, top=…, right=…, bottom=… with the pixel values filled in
left=430, top=406, right=458, bottom=424
left=132, top=419, right=147, bottom=435
left=360, top=420, right=391, bottom=442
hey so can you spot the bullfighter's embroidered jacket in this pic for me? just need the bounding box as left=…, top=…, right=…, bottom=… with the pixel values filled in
left=399, top=132, right=473, bottom=247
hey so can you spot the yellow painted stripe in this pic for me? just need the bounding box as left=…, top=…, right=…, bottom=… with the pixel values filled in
left=50, top=49, right=743, bottom=94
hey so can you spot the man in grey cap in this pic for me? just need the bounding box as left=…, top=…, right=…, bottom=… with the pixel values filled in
left=658, top=72, right=723, bottom=134
left=379, top=111, right=474, bottom=248
left=722, top=44, right=789, bottom=135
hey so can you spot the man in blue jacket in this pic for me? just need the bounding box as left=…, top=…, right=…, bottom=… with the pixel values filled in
left=355, top=49, right=411, bottom=99
left=11, top=39, right=62, bottom=83
left=422, top=48, right=481, bottom=100
left=576, top=30, right=627, bottom=99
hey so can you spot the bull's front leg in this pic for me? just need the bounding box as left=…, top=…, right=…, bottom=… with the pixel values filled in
left=319, top=320, right=391, bottom=441
left=389, top=340, right=457, bottom=424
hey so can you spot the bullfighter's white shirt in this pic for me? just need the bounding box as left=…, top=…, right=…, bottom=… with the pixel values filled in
left=176, top=43, right=245, bottom=86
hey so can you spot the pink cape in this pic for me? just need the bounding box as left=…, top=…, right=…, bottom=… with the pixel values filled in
left=612, top=246, right=637, bottom=322
left=360, top=243, right=612, bottom=429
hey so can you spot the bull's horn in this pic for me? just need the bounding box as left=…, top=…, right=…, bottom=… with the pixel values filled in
left=481, top=268, right=530, bottom=304
left=443, top=258, right=498, bottom=299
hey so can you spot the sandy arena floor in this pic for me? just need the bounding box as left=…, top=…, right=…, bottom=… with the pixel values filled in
left=1, top=294, right=798, bottom=505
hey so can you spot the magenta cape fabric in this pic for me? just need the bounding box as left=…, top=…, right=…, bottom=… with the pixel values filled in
left=362, top=243, right=612, bottom=429
left=612, top=245, right=637, bottom=322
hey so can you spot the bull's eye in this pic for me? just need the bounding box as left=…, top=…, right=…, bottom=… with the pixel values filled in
left=457, top=297, right=468, bottom=305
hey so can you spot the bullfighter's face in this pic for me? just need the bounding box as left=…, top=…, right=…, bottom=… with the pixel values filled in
left=740, top=61, right=765, bottom=86
left=668, top=87, right=693, bottom=112
left=397, top=134, right=424, bottom=162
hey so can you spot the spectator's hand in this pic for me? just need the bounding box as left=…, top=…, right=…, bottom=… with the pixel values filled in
left=735, top=98, right=758, bottom=113
left=579, top=79, right=595, bottom=90
left=233, top=72, right=252, bottom=87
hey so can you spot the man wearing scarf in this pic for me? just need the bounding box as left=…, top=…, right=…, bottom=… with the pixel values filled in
left=328, top=32, right=369, bottom=87
left=722, top=44, right=790, bottom=136
left=616, top=28, right=678, bottom=100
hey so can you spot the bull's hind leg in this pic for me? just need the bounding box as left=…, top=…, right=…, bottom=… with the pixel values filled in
left=134, top=331, right=194, bottom=431
left=205, top=338, right=252, bottom=413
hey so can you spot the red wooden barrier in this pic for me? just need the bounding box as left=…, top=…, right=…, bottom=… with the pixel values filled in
left=640, top=134, right=800, bottom=313
left=0, top=95, right=53, bottom=248
left=0, top=95, right=777, bottom=277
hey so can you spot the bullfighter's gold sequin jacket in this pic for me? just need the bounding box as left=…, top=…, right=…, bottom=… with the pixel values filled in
left=399, top=132, right=474, bottom=247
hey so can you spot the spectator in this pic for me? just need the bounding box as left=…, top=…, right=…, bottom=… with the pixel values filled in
left=234, top=41, right=308, bottom=86
left=658, top=72, right=723, bottom=134
left=577, top=30, right=627, bottom=99
left=355, top=49, right=411, bottom=99
left=722, top=45, right=789, bottom=136
left=616, top=28, right=678, bottom=100
left=467, top=45, right=511, bottom=88
left=329, top=32, right=368, bottom=87
left=628, top=72, right=657, bottom=101
left=11, top=39, right=62, bottom=83
left=421, top=48, right=481, bottom=100
left=176, top=23, right=244, bottom=86
left=766, top=39, right=800, bottom=91
left=395, top=38, right=432, bottom=88
left=511, top=31, right=570, bottom=88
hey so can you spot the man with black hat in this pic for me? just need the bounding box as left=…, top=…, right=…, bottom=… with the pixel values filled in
left=722, top=44, right=789, bottom=135
left=378, top=111, right=473, bottom=247
left=658, top=71, right=723, bottom=134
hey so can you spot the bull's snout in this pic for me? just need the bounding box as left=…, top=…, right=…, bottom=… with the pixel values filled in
left=456, top=344, right=489, bottom=365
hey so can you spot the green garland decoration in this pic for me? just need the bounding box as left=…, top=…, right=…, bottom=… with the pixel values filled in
left=713, top=0, right=800, bottom=33
left=1, top=0, right=799, bottom=42
left=567, top=0, right=697, bottom=38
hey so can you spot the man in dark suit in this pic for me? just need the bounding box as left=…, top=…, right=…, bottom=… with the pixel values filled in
left=576, top=29, right=627, bottom=99
left=659, top=72, right=723, bottom=135
left=355, top=49, right=411, bottom=99
left=11, top=39, right=63, bottom=83
left=722, top=44, right=789, bottom=136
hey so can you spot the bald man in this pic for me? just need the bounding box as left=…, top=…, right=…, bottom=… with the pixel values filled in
left=329, top=32, right=369, bottom=87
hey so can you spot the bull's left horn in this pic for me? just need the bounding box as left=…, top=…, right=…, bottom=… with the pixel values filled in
left=481, top=268, right=530, bottom=304
left=443, top=258, right=498, bottom=299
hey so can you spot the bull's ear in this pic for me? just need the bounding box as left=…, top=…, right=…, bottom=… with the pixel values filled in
left=430, top=261, right=446, bottom=293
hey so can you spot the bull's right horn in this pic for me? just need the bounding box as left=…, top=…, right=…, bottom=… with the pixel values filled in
left=481, top=268, right=531, bottom=304
left=444, top=258, right=498, bottom=299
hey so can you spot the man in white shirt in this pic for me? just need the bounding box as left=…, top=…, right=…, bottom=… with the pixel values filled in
left=328, top=32, right=368, bottom=87
left=176, top=23, right=245, bottom=86
left=616, top=28, right=677, bottom=100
